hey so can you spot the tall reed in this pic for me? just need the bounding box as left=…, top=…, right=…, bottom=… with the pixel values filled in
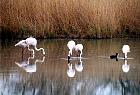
left=1, top=0, right=140, bottom=38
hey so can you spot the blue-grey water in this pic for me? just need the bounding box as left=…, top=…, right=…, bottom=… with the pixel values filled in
left=0, top=38, right=140, bottom=95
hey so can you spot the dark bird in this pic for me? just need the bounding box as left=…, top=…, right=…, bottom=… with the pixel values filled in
left=110, top=53, right=119, bottom=61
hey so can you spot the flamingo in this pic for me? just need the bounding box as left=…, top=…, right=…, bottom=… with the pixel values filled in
left=15, top=37, right=45, bottom=55
left=74, top=44, right=83, bottom=58
left=122, top=45, right=130, bottom=59
left=67, top=40, right=84, bottom=58
left=67, top=40, right=76, bottom=58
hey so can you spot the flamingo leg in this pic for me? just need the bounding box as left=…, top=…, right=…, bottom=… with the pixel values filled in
left=124, top=52, right=127, bottom=59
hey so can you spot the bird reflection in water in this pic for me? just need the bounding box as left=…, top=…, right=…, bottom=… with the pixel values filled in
left=122, top=59, right=130, bottom=73
left=75, top=58, right=83, bottom=72
left=67, top=61, right=75, bottom=78
left=67, top=57, right=83, bottom=77
left=15, top=55, right=45, bottom=73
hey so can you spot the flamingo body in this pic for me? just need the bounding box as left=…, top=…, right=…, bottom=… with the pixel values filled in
left=74, top=44, right=83, bottom=51
left=74, top=44, right=83, bottom=58
left=122, top=45, right=130, bottom=53
left=25, top=37, right=37, bottom=46
left=122, top=45, right=130, bottom=58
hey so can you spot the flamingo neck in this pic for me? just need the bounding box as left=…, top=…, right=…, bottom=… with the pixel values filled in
left=80, top=51, right=82, bottom=58
left=68, top=51, right=70, bottom=56
left=124, top=52, right=128, bottom=59
left=70, top=49, right=72, bottom=55
left=68, top=49, right=72, bottom=56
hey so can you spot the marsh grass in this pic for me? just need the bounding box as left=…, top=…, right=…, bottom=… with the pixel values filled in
left=1, top=0, right=140, bottom=39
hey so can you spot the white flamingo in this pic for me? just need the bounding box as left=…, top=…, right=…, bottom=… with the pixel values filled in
left=74, top=44, right=83, bottom=58
left=15, top=37, right=45, bottom=55
left=67, top=40, right=83, bottom=58
left=122, top=45, right=130, bottom=59
left=67, top=40, right=76, bottom=57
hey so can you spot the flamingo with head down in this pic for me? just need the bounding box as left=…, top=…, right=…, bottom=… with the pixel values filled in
left=67, top=40, right=83, bottom=59
left=15, top=37, right=45, bottom=55
left=67, top=40, right=76, bottom=59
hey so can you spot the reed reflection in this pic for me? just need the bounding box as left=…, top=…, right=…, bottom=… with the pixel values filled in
left=15, top=55, right=45, bottom=73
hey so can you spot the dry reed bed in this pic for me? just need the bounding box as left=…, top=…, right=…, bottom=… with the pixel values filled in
left=1, top=0, right=140, bottom=38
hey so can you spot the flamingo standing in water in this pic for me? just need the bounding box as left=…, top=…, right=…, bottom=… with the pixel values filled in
left=67, top=40, right=76, bottom=58
left=15, top=37, right=45, bottom=55
left=74, top=44, right=83, bottom=58
left=122, top=45, right=130, bottom=59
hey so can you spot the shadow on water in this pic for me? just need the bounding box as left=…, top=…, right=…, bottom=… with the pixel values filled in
left=0, top=38, right=140, bottom=95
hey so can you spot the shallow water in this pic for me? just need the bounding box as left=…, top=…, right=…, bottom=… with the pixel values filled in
left=0, top=38, right=140, bottom=95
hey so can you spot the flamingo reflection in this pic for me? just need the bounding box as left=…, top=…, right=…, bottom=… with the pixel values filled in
left=122, top=59, right=130, bottom=73
left=75, top=58, right=83, bottom=72
left=15, top=55, right=45, bottom=73
left=67, top=57, right=84, bottom=77
left=67, top=63, right=75, bottom=78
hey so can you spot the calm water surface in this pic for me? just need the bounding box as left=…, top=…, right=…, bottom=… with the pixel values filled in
left=0, top=38, right=140, bottom=95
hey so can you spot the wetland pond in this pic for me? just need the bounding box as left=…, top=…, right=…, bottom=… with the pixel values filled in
left=0, top=38, right=140, bottom=95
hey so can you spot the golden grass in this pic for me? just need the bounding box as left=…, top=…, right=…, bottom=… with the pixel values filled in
left=1, top=0, right=140, bottom=38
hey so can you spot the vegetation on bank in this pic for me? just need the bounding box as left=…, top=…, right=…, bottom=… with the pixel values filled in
left=0, top=0, right=140, bottom=39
